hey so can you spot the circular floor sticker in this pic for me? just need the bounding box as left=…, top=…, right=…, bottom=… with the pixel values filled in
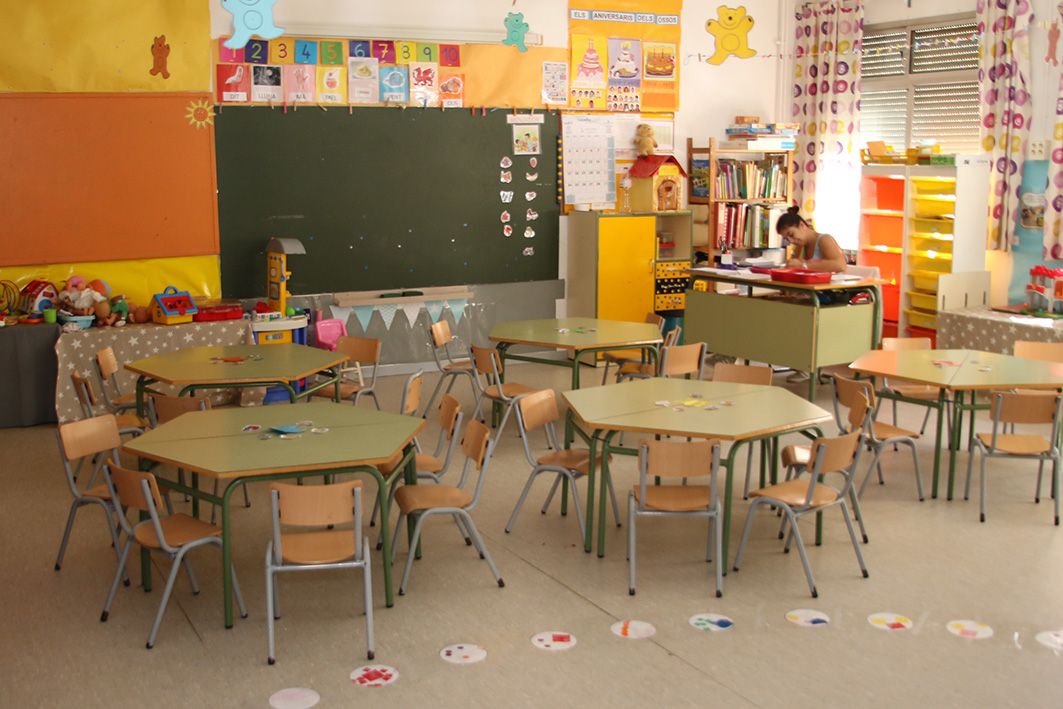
left=269, top=688, right=320, bottom=709
left=350, top=665, right=399, bottom=687
left=531, top=631, right=577, bottom=651
left=1036, top=630, right=1063, bottom=651
left=868, top=612, right=913, bottom=631
left=947, top=620, right=994, bottom=640
left=689, top=613, right=734, bottom=632
left=786, top=609, right=830, bottom=627
left=440, top=644, right=487, bottom=665
left=611, top=620, right=656, bottom=639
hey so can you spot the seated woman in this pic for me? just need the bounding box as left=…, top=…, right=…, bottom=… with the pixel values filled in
left=775, top=206, right=846, bottom=273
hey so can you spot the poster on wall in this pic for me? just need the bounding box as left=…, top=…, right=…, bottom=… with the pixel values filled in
left=283, top=64, right=315, bottom=102
left=348, top=57, right=380, bottom=103
left=542, top=61, right=569, bottom=104
left=251, top=65, right=282, bottom=102
left=380, top=66, right=409, bottom=103
left=316, top=65, right=346, bottom=103
left=562, top=114, right=616, bottom=206
left=570, top=34, right=607, bottom=109
left=409, top=62, right=440, bottom=106
left=439, top=72, right=465, bottom=107
left=606, top=38, right=641, bottom=112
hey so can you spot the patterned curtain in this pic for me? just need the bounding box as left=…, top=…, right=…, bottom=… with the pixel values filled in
left=977, top=0, right=1033, bottom=252
left=1046, top=74, right=1063, bottom=258
left=791, top=1, right=864, bottom=247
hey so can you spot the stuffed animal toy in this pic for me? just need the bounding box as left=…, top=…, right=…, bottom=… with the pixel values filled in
left=633, top=124, right=657, bottom=157
left=60, top=276, right=105, bottom=315
left=94, top=300, right=118, bottom=327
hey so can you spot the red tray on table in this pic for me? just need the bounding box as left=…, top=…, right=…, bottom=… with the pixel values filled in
left=769, top=268, right=832, bottom=284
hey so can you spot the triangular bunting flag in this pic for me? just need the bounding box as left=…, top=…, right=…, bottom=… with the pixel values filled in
left=378, top=303, right=399, bottom=329
left=401, top=303, right=421, bottom=327
left=353, top=305, right=374, bottom=331
left=447, top=298, right=468, bottom=324
left=426, top=301, right=445, bottom=323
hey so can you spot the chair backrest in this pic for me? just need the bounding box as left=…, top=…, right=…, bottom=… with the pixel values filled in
left=659, top=342, right=706, bottom=378
left=990, top=391, right=1060, bottom=426
left=470, top=344, right=503, bottom=380
left=397, top=371, right=423, bottom=417
left=437, top=394, right=462, bottom=439
left=516, top=388, right=561, bottom=434
left=882, top=337, right=931, bottom=352
left=846, top=391, right=872, bottom=433
left=429, top=319, right=453, bottom=348
left=59, top=414, right=122, bottom=462
left=462, top=419, right=491, bottom=471
left=713, top=362, right=772, bottom=385
left=106, top=463, right=164, bottom=514
left=314, top=319, right=347, bottom=351
left=808, top=429, right=863, bottom=478
left=1014, top=341, right=1063, bottom=363
left=70, top=371, right=98, bottom=415
left=336, top=335, right=381, bottom=364
left=271, top=479, right=361, bottom=527
left=645, top=312, right=666, bottom=331
left=148, top=394, right=210, bottom=427
left=96, top=346, right=120, bottom=379
left=663, top=325, right=682, bottom=348
left=832, top=375, right=876, bottom=432
left=639, top=438, right=716, bottom=479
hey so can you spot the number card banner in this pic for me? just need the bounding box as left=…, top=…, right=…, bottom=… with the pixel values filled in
left=269, top=38, right=294, bottom=64
left=439, top=44, right=461, bottom=67
left=409, top=62, right=440, bottom=107
left=417, top=43, right=439, bottom=63
left=379, top=66, right=409, bottom=103
left=295, top=40, right=318, bottom=64
left=246, top=39, right=269, bottom=64
left=394, top=41, right=416, bottom=65
left=319, top=40, right=345, bottom=65
left=349, top=58, right=380, bottom=104
left=219, top=41, right=245, bottom=64
left=282, top=64, right=315, bottom=103
left=372, top=40, right=396, bottom=63
left=317, top=65, right=346, bottom=104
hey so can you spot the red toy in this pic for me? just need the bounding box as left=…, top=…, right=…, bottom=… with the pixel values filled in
left=193, top=304, right=244, bottom=322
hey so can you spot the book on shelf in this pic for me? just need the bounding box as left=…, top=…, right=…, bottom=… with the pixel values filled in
left=719, top=138, right=796, bottom=151
left=713, top=155, right=788, bottom=200
left=690, top=158, right=711, bottom=199
left=715, top=203, right=786, bottom=250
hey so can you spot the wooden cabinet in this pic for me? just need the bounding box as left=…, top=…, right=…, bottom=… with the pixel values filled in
left=567, top=211, right=693, bottom=322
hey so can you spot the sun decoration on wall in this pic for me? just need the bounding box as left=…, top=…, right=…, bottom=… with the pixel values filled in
left=185, top=99, right=214, bottom=129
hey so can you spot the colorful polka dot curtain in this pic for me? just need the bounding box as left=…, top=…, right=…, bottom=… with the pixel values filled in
left=791, top=1, right=863, bottom=246
left=1046, top=74, right=1063, bottom=258
left=978, top=0, right=1032, bottom=252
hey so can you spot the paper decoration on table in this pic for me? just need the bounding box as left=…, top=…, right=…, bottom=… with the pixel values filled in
left=401, top=303, right=421, bottom=326
left=221, top=0, right=284, bottom=49
left=283, top=64, right=315, bottom=102
left=269, top=687, right=320, bottom=709
left=531, top=631, right=577, bottom=651
left=251, top=65, right=283, bottom=102
left=149, top=35, right=171, bottom=79
left=350, top=664, right=399, bottom=687
left=377, top=303, right=399, bottom=329
left=447, top=298, right=468, bottom=324
left=241, top=424, right=261, bottom=432
left=689, top=613, right=734, bottom=632
left=503, top=225, right=513, bottom=237
left=785, top=609, right=830, bottom=627
left=503, top=12, right=530, bottom=52
left=525, top=191, right=537, bottom=201
left=409, top=62, right=440, bottom=107
left=185, top=99, right=214, bottom=129
left=501, top=171, right=513, bottom=183
left=379, top=66, right=409, bottom=103
left=317, top=65, right=346, bottom=103
left=1036, top=629, right=1063, bottom=650
left=353, top=305, right=374, bottom=331
left=217, top=64, right=250, bottom=102
left=348, top=57, right=380, bottom=103
left=500, top=156, right=513, bottom=168
left=425, top=301, right=445, bottom=323
left=501, top=211, right=511, bottom=223
left=440, top=643, right=487, bottom=665
left=524, top=227, right=536, bottom=238
left=542, top=61, right=569, bottom=105
left=523, top=246, right=535, bottom=256
left=704, top=6, right=756, bottom=64
left=513, top=125, right=541, bottom=155
left=526, top=210, right=539, bottom=221
left=867, top=612, right=912, bottom=631
left=946, top=620, right=993, bottom=640
left=439, top=72, right=464, bottom=107
left=501, top=191, right=514, bottom=203
left=612, top=619, right=655, bottom=639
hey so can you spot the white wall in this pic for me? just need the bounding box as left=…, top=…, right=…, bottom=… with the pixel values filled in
left=863, top=0, right=975, bottom=26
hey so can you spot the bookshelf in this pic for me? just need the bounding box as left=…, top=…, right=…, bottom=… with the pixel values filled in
left=687, top=137, right=793, bottom=259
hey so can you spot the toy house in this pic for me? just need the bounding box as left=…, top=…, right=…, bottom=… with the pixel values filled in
left=1025, top=265, right=1063, bottom=314
left=628, top=155, right=687, bottom=212
left=151, top=285, right=199, bottom=325
left=18, top=280, right=59, bottom=313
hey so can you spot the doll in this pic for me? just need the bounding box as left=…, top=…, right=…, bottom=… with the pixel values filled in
left=60, top=276, right=105, bottom=315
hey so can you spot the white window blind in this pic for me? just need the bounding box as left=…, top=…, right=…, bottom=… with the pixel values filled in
left=912, top=81, right=981, bottom=154
left=911, top=22, right=979, bottom=74
left=860, top=88, right=908, bottom=149
left=861, top=30, right=907, bottom=78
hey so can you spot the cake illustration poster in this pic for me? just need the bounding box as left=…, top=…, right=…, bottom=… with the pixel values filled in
left=641, top=42, right=678, bottom=111
left=570, top=34, right=607, bottom=110
left=607, top=38, right=642, bottom=113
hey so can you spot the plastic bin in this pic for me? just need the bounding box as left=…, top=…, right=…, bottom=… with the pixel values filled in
left=907, top=291, right=937, bottom=311
left=861, top=213, right=904, bottom=248
left=913, top=195, right=956, bottom=218
left=910, top=270, right=942, bottom=292
left=905, top=308, right=937, bottom=330
left=910, top=176, right=956, bottom=195
left=911, top=217, right=954, bottom=235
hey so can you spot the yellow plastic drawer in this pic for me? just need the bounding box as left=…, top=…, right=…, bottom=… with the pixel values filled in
left=910, top=270, right=942, bottom=292
left=905, top=308, right=937, bottom=330
left=911, top=217, right=954, bottom=235
left=907, top=291, right=937, bottom=311
left=910, top=177, right=956, bottom=195
left=913, top=195, right=956, bottom=218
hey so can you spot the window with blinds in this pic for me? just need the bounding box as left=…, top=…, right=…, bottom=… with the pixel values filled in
left=860, top=18, right=980, bottom=154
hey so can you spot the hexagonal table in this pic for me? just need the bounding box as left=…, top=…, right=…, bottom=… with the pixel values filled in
left=850, top=348, right=1063, bottom=500
left=125, top=344, right=348, bottom=416
left=563, top=378, right=832, bottom=570
left=124, top=401, right=424, bottom=624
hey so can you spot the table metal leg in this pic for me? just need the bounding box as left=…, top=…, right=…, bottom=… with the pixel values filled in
left=931, top=389, right=946, bottom=499
left=948, top=390, right=965, bottom=501
left=720, top=439, right=747, bottom=575
left=135, top=375, right=148, bottom=419
left=584, top=433, right=598, bottom=553
left=191, top=473, right=199, bottom=519
left=596, top=431, right=619, bottom=558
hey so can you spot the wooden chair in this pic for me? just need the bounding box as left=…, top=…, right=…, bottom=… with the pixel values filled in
left=965, top=392, right=1062, bottom=526
left=879, top=337, right=944, bottom=435
left=53, top=415, right=128, bottom=583
left=600, top=313, right=665, bottom=384
left=628, top=439, right=723, bottom=598
left=310, top=335, right=381, bottom=408
left=422, top=319, right=478, bottom=417
left=832, top=375, right=924, bottom=502
left=469, top=344, right=540, bottom=441
left=147, top=394, right=251, bottom=519
left=94, top=346, right=137, bottom=413
left=615, top=326, right=683, bottom=381
left=70, top=371, right=147, bottom=433
left=505, top=389, right=620, bottom=543
left=100, top=464, right=247, bottom=648
left=265, top=479, right=374, bottom=664
left=390, top=420, right=505, bottom=595
left=733, top=426, right=869, bottom=598
left=1014, top=341, right=1063, bottom=362
left=711, top=364, right=774, bottom=499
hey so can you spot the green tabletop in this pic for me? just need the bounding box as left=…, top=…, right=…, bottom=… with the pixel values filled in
left=489, top=318, right=662, bottom=351
left=563, top=378, right=831, bottom=441
left=125, top=344, right=347, bottom=386
left=849, top=349, right=1063, bottom=391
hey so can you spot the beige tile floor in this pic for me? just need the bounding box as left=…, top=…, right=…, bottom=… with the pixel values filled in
left=3, top=362, right=1063, bottom=708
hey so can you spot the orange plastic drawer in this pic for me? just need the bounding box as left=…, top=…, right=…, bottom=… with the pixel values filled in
left=861, top=213, right=904, bottom=248
left=858, top=250, right=902, bottom=285
left=881, top=283, right=900, bottom=323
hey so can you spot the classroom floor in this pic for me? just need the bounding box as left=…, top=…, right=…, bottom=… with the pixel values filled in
left=3, top=362, right=1063, bottom=708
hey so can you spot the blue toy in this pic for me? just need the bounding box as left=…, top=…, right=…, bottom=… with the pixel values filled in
left=222, top=0, right=284, bottom=50
left=503, top=12, right=529, bottom=53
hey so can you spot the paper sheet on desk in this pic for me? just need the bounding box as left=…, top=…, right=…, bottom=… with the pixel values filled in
left=688, top=267, right=770, bottom=280
left=830, top=274, right=862, bottom=283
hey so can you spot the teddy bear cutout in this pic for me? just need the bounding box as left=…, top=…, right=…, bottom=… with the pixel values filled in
left=150, top=35, right=170, bottom=79
left=706, top=5, right=757, bottom=65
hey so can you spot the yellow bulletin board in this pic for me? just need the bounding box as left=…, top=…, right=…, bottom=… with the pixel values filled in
left=568, top=0, right=682, bottom=113
left=0, top=0, right=211, bottom=92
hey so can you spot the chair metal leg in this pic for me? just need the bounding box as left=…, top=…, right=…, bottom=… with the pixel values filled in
left=1053, top=457, right=1060, bottom=526
left=453, top=516, right=472, bottom=546
left=849, top=488, right=869, bottom=544
left=182, top=557, right=200, bottom=595
left=146, top=551, right=185, bottom=648
left=784, top=510, right=818, bottom=598
left=905, top=439, right=925, bottom=502
left=54, top=500, right=80, bottom=571
left=390, top=512, right=406, bottom=564
left=362, top=539, right=375, bottom=660
left=100, top=538, right=133, bottom=622
left=858, top=447, right=884, bottom=498
left=265, top=546, right=277, bottom=664
left=742, top=444, right=755, bottom=499
left=712, top=512, right=723, bottom=598
left=422, top=373, right=449, bottom=419
left=919, top=406, right=932, bottom=436
left=540, top=475, right=562, bottom=514
left=461, top=512, right=504, bottom=587
left=627, top=493, right=636, bottom=595
left=1036, top=459, right=1045, bottom=504
left=601, top=362, right=611, bottom=385
left=979, top=450, right=988, bottom=523
left=567, top=477, right=586, bottom=540
left=505, top=470, right=543, bottom=534
left=839, top=500, right=869, bottom=578
left=605, top=472, right=622, bottom=528
left=398, top=514, right=426, bottom=595
left=731, top=501, right=761, bottom=571
left=964, top=445, right=977, bottom=501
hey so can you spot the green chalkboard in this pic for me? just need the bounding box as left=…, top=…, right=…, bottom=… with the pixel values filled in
left=215, top=107, right=559, bottom=298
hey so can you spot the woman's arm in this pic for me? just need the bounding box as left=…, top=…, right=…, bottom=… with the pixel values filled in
left=797, top=233, right=846, bottom=273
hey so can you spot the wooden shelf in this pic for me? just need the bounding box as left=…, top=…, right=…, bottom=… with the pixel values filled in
left=861, top=245, right=903, bottom=254
left=861, top=208, right=904, bottom=217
